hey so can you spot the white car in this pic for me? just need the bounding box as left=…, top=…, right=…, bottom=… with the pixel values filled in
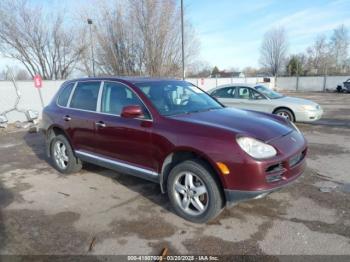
left=209, top=84, right=323, bottom=122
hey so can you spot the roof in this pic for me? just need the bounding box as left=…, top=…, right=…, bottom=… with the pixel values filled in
left=66, top=76, right=184, bottom=85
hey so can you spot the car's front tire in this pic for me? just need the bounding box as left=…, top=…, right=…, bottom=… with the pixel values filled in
left=274, top=108, right=295, bottom=122
left=167, top=160, right=223, bottom=223
left=50, top=134, right=82, bottom=174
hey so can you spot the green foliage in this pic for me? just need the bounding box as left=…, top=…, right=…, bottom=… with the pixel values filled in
left=211, top=66, right=220, bottom=76
left=286, top=56, right=303, bottom=76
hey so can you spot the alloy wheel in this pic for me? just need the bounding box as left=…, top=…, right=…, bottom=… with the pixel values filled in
left=277, top=111, right=291, bottom=120
left=53, top=141, right=69, bottom=170
left=173, top=172, right=209, bottom=216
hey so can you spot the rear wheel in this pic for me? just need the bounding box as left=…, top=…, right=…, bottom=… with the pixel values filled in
left=167, top=160, right=223, bottom=223
left=50, top=135, right=82, bottom=174
left=274, top=108, right=295, bottom=122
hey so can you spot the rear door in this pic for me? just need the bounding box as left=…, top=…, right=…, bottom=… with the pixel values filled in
left=65, top=81, right=101, bottom=153
left=212, top=87, right=239, bottom=107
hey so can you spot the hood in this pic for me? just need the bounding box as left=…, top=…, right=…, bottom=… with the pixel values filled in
left=278, top=96, right=318, bottom=106
left=170, top=108, right=292, bottom=142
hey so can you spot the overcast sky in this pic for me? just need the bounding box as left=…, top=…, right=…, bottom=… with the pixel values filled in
left=1, top=0, right=350, bottom=72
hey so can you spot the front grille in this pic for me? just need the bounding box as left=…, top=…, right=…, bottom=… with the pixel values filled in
left=266, top=173, right=283, bottom=183
left=265, top=162, right=285, bottom=183
left=266, top=163, right=284, bottom=174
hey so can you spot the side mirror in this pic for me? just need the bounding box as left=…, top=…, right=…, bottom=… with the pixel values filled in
left=121, top=105, right=144, bottom=118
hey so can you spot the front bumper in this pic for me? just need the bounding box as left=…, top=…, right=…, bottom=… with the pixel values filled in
left=295, top=108, right=323, bottom=122
left=224, top=170, right=302, bottom=206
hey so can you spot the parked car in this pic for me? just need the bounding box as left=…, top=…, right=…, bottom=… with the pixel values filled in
left=209, top=84, right=323, bottom=122
left=336, top=79, right=350, bottom=93
left=41, top=78, right=307, bottom=223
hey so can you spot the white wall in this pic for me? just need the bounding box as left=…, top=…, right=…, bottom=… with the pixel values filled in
left=186, top=77, right=275, bottom=91
left=0, top=76, right=348, bottom=123
left=276, top=76, right=350, bottom=91
left=0, top=80, right=64, bottom=122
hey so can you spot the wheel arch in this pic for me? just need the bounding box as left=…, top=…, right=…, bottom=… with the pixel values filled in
left=45, top=125, right=72, bottom=157
left=159, top=148, right=225, bottom=200
left=272, top=106, right=296, bottom=121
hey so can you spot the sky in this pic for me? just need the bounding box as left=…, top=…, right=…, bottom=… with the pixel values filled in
left=1, top=0, right=350, bottom=72
left=186, top=0, right=350, bottom=69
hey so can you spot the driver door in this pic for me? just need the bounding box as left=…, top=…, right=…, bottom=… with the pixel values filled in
left=235, top=86, right=270, bottom=113
left=93, top=81, right=155, bottom=171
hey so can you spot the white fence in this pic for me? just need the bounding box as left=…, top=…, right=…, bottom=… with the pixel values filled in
left=276, top=76, right=350, bottom=91
left=0, top=76, right=348, bottom=123
left=186, top=77, right=275, bottom=91
left=0, top=80, right=64, bottom=123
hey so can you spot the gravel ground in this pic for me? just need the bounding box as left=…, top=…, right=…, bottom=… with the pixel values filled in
left=0, top=92, right=349, bottom=258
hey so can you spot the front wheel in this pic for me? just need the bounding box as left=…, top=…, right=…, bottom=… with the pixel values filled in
left=167, top=160, right=223, bottom=223
left=274, top=108, right=295, bottom=122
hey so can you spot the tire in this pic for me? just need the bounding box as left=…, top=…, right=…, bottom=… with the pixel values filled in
left=274, top=108, right=295, bottom=122
left=50, top=134, right=82, bottom=174
left=167, top=160, right=223, bottom=223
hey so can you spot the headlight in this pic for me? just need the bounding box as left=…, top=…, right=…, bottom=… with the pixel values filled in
left=301, top=105, right=317, bottom=110
left=236, top=136, right=277, bottom=159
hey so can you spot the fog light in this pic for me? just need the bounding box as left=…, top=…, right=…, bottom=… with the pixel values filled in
left=216, top=162, right=230, bottom=175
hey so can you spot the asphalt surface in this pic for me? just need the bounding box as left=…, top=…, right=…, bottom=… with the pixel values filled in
left=0, top=92, right=349, bottom=257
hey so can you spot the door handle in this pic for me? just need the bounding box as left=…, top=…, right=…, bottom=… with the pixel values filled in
left=63, top=115, right=71, bottom=121
left=95, top=121, right=106, bottom=128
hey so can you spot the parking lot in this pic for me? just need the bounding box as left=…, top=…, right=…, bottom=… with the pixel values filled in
left=0, top=92, right=349, bottom=257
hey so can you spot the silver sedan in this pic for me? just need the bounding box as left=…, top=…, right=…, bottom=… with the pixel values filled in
left=208, top=84, right=323, bottom=122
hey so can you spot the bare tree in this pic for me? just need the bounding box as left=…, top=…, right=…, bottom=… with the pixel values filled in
left=79, top=0, right=199, bottom=77
left=329, top=24, right=349, bottom=73
left=0, top=0, right=86, bottom=79
left=259, top=27, right=288, bottom=76
left=305, top=35, right=330, bottom=75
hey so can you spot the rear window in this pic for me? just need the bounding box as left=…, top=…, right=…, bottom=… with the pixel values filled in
left=57, top=83, right=74, bottom=107
left=70, top=81, right=100, bottom=111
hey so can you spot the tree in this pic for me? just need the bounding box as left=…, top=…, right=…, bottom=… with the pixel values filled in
left=79, top=0, right=199, bottom=77
left=242, top=67, right=258, bottom=77
left=211, top=66, right=219, bottom=76
left=329, top=24, right=349, bottom=73
left=286, top=55, right=303, bottom=76
left=186, top=61, right=211, bottom=78
left=305, top=35, right=330, bottom=75
left=259, top=27, right=288, bottom=76
left=0, top=66, right=30, bottom=80
left=0, top=0, right=86, bottom=79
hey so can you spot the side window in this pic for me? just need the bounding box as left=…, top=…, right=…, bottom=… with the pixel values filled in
left=70, top=81, right=100, bottom=111
left=250, top=89, right=265, bottom=100
left=101, top=82, right=151, bottom=119
left=237, top=87, right=250, bottom=99
left=212, top=87, right=235, bottom=98
left=57, top=83, right=74, bottom=107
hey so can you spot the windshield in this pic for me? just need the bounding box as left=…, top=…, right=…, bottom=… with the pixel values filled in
left=135, top=81, right=223, bottom=116
left=255, top=85, right=284, bottom=99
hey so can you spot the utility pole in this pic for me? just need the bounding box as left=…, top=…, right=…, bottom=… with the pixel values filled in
left=87, top=18, right=96, bottom=77
left=181, top=0, right=185, bottom=80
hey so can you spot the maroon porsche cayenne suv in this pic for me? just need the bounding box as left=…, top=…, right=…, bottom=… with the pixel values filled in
left=41, top=77, right=307, bottom=223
